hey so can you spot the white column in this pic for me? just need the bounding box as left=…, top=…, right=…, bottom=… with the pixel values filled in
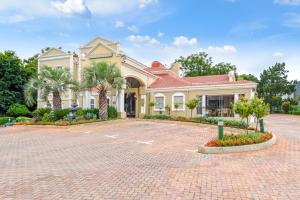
left=141, top=95, right=146, bottom=114
left=234, top=93, right=239, bottom=118
left=117, top=89, right=125, bottom=113
left=202, top=95, right=206, bottom=117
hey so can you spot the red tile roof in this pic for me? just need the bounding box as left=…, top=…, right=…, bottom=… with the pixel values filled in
left=146, top=61, right=255, bottom=89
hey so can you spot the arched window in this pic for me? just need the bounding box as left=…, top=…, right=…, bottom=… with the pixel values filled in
left=172, top=92, right=185, bottom=111
left=154, top=93, right=165, bottom=111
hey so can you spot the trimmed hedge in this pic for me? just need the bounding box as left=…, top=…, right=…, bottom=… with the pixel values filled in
left=206, top=132, right=273, bottom=147
left=0, top=117, right=15, bottom=126
left=16, top=119, right=106, bottom=126
left=143, top=114, right=248, bottom=129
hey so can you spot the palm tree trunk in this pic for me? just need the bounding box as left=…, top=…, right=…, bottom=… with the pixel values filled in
left=99, top=90, right=108, bottom=119
left=52, top=91, right=62, bottom=109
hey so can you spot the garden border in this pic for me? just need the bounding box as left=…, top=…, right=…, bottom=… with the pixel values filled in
left=198, top=134, right=276, bottom=154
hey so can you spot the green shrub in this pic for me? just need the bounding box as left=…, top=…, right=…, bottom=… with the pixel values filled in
left=107, top=106, right=118, bottom=119
left=6, top=103, right=31, bottom=117
left=76, top=108, right=85, bottom=117
left=52, top=108, right=70, bottom=121
left=144, top=114, right=171, bottom=120
left=33, top=108, right=51, bottom=121
left=282, top=101, right=290, bottom=113
left=0, top=117, right=15, bottom=126
left=194, top=116, right=248, bottom=129
left=291, top=105, right=300, bottom=112
left=41, top=113, right=56, bottom=122
left=289, top=110, right=300, bottom=115
left=16, top=116, right=31, bottom=122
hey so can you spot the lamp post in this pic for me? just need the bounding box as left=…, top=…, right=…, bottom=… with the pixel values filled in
left=218, top=120, right=224, bottom=140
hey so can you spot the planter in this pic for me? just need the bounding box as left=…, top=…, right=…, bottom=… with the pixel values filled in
left=198, top=134, right=276, bottom=154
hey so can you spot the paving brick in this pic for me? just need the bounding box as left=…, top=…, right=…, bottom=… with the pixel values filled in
left=0, top=115, right=299, bottom=199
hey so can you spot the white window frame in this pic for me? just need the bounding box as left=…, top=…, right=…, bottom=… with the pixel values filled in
left=172, top=92, right=185, bottom=111
left=90, top=97, right=96, bottom=109
left=154, top=93, right=165, bottom=111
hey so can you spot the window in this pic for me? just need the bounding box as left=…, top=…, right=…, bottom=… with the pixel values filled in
left=154, top=93, right=165, bottom=111
left=90, top=98, right=95, bottom=109
left=172, top=92, right=185, bottom=111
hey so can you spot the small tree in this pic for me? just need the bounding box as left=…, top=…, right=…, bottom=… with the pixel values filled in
left=174, top=102, right=180, bottom=116
left=282, top=101, right=290, bottom=113
left=185, top=99, right=199, bottom=118
left=165, top=105, right=171, bottom=116
left=251, top=98, right=269, bottom=131
left=149, top=101, right=155, bottom=115
left=233, top=98, right=252, bottom=132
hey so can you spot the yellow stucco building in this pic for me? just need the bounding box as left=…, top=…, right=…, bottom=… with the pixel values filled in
left=38, top=36, right=257, bottom=118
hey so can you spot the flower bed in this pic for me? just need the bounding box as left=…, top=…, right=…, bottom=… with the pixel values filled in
left=143, top=114, right=249, bottom=129
left=16, top=119, right=106, bottom=126
left=206, top=132, right=272, bottom=147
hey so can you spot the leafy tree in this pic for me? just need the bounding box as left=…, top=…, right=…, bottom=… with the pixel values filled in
left=174, top=102, right=180, bottom=116
left=0, top=51, right=28, bottom=115
left=24, top=66, right=73, bottom=109
left=82, top=62, right=124, bottom=119
left=257, top=63, right=297, bottom=111
left=175, top=52, right=236, bottom=77
left=185, top=99, right=199, bottom=118
left=24, top=53, right=39, bottom=78
left=233, top=97, right=252, bottom=131
left=212, top=62, right=236, bottom=75
left=238, top=74, right=259, bottom=83
left=250, top=98, right=269, bottom=131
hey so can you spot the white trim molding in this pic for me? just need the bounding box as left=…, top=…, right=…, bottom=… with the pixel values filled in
left=172, top=92, right=185, bottom=111
left=154, top=93, right=165, bottom=111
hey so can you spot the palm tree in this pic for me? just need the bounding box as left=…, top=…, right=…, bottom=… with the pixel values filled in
left=82, top=62, right=124, bottom=119
left=24, top=66, right=72, bottom=109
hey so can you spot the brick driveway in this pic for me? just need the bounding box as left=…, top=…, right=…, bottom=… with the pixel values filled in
left=0, top=115, right=299, bottom=200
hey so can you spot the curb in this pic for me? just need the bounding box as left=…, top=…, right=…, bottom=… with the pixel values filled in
left=198, top=134, right=276, bottom=154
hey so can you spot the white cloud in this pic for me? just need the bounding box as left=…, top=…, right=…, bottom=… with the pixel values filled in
left=51, top=0, right=91, bottom=17
left=128, top=25, right=139, bottom=33
left=206, top=45, right=237, bottom=54
left=273, top=52, right=284, bottom=57
left=157, top=31, right=164, bottom=37
left=274, top=0, right=300, bottom=5
left=0, top=14, right=33, bottom=24
left=173, top=36, right=198, bottom=46
left=126, top=35, right=159, bottom=45
left=283, top=13, right=300, bottom=27
left=0, top=0, right=159, bottom=23
left=115, top=20, right=125, bottom=28
left=139, top=0, right=159, bottom=8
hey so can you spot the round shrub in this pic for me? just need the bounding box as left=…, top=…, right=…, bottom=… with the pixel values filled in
left=108, top=106, right=118, bottom=119
left=6, top=103, right=31, bottom=117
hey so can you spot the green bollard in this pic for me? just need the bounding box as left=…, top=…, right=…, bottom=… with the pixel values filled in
left=259, top=119, right=265, bottom=133
left=218, top=120, right=224, bottom=140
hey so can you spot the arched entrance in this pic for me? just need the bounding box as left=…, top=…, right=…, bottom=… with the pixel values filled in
left=125, top=77, right=145, bottom=118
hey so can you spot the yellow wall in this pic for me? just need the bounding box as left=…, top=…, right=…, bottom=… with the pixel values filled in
left=148, top=88, right=253, bottom=117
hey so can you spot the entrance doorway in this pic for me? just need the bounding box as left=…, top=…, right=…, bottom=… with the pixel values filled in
left=125, top=93, right=136, bottom=118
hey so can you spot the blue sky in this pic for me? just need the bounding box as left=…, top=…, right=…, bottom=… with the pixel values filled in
left=0, top=0, right=299, bottom=80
